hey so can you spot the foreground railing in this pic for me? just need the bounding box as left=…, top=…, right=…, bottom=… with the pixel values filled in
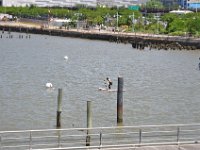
left=1, top=123, right=200, bottom=150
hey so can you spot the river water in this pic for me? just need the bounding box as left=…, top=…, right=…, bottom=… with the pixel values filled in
left=1, top=32, right=200, bottom=131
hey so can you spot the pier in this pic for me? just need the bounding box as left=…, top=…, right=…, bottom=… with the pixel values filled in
left=0, top=21, right=200, bottom=50
left=1, top=123, right=200, bottom=150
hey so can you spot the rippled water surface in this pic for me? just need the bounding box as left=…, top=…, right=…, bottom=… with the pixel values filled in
left=1, top=32, right=200, bottom=131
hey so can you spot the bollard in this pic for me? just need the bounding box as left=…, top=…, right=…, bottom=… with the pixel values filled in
left=117, top=77, right=124, bottom=123
left=86, top=101, right=92, bottom=146
left=57, top=88, right=62, bottom=128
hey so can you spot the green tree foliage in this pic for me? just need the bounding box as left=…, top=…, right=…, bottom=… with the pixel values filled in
left=1, top=6, right=200, bottom=36
left=168, top=18, right=185, bottom=32
left=94, top=15, right=103, bottom=25
left=161, top=12, right=200, bottom=36
left=161, top=13, right=179, bottom=33
left=186, top=14, right=200, bottom=35
left=145, top=0, right=164, bottom=9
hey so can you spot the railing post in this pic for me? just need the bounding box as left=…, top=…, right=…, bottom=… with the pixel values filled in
left=99, top=131, right=102, bottom=147
left=177, top=127, right=180, bottom=143
left=29, top=131, right=32, bottom=150
left=0, top=135, right=2, bottom=150
left=57, top=88, right=63, bottom=128
left=139, top=129, right=142, bottom=145
left=57, top=130, right=61, bottom=148
left=86, top=101, right=92, bottom=146
left=117, top=77, right=124, bottom=123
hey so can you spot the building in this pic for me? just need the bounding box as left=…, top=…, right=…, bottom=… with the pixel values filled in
left=169, top=9, right=193, bottom=14
left=1, top=0, right=138, bottom=8
left=187, top=0, right=200, bottom=10
left=178, top=0, right=200, bottom=9
left=97, top=0, right=114, bottom=7
left=114, top=0, right=137, bottom=7
left=2, top=0, right=34, bottom=6
left=160, top=0, right=179, bottom=9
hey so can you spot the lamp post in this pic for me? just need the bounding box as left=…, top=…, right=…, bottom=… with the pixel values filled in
left=104, top=13, right=110, bottom=31
left=75, top=13, right=82, bottom=30
left=129, top=13, right=134, bottom=32
left=154, top=4, right=159, bottom=34
left=116, top=12, right=119, bottom=31
left=114, top=12, right=120, bottom=32
left=195, top=0, right=199, bottom=13
left=48, top=7, right=51, bottom=28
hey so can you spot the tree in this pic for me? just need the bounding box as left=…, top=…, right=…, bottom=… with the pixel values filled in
left=161, top=13, right=179, bottom=33
left=187, top=16, right=200, bottom=35
left=94, top=15, right=103, bottom=25
left=145, top=0, right=164, bottom=10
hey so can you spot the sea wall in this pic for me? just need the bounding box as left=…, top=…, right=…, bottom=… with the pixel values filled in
left=0, top=25, right=200, bottom=50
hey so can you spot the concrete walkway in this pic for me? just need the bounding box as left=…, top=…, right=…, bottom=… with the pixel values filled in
left=109, top=144, right=200, bottom=150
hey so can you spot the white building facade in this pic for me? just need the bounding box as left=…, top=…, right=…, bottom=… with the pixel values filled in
left=2, top=0, right=137, bottom=8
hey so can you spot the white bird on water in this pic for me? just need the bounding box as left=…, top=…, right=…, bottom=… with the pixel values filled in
left=46, top=82, right=53, bottom=88
left=64, top=56, right=68, bottom=61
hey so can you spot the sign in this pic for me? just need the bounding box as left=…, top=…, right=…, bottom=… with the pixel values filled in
left=128, top=5, right=139, bottom=11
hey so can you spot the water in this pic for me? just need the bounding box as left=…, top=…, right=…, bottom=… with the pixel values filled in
left=1, top=32, right=200, bottom=131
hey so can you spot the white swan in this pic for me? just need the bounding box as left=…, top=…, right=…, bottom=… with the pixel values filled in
left=46, top=82, right=53, bottom=88
left=64, top=56, right=68, bottom=61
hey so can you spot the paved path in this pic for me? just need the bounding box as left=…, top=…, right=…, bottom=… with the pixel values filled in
left=105, top=144, right=200, bottom=150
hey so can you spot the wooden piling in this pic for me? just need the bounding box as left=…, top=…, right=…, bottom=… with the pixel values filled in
left=8, top=28, right=11, bottom=34
left=198, top=58, right=200, bottom=70
left=56, top=88, right=62, bottom=128
left=117, top=77, right=124, bottom=123
left=86, top=101, right=92, bottom=146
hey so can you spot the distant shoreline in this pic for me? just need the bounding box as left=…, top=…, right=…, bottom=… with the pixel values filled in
left=0, top=21, right=200, bottom=50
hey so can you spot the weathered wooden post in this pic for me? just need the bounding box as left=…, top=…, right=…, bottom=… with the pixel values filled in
left=57, top=88, right=62, bottom=128
left=199, top=57, right=200, bottom=70
left=117, top=77, right=124, bottom=123
left=86, top=101, right=92, bottom=146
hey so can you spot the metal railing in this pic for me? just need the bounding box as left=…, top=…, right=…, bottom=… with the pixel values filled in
left=1, top=123, right=200, bottom=150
